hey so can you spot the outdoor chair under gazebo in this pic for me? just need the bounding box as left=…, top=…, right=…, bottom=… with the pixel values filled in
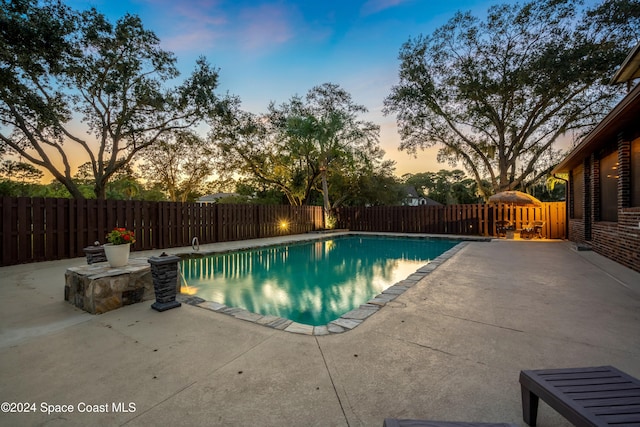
left=489, top=191, right=543, bottom=239
left=495, top=220, right=512, bottom=238
left=520, top=221, right=545, bottom=239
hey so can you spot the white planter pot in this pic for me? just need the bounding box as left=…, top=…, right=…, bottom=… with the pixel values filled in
left=103, top=243, right=131, bottom=267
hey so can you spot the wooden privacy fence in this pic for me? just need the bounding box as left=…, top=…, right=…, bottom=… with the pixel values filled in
left=0, top=197, right=566, bottom=266
left=0, top=197, right=324, bottom=266
left=334, top=202, right=566, bottom=240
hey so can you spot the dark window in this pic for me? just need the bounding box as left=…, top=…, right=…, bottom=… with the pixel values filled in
left=633, top=137, right=640, bottom=207
left=600, top=151, right=618, bottom=221
left=572, top=165, right=584, bottom=219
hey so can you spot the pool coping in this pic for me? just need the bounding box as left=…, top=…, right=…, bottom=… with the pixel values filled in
left=175, top=232, right=483, bottom=335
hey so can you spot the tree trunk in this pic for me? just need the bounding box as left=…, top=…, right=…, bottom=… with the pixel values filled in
left=94, top=177, right=108, bottom=199
left=64, top=179, right=86, bottom=199
left=46, top=169, right=85, bottom=199
left=94, top=185, right=105, bottom=199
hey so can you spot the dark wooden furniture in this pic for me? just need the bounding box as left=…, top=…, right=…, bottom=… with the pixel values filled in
left=521, top=221, right=545, bottom=239
left=383, top=420, right=517, bottom=427
left=520, top=366, right=640, bottom=426
left=532, top=221, right=545, bottom=239
left=495, top=220, right=512, bottom=238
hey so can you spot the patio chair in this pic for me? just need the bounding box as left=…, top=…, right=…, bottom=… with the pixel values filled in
left=520, top=223, right=535, bottom=239
left=495, top=220, right=512, bottom=238
left=520, top=366, right=640, bottom=426
left=520, top=221, right=545, bottom=239
left=532, top=221, right=544, bottom=239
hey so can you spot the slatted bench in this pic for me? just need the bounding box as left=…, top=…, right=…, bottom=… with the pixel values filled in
left=519, top=366, right=640, bottom=426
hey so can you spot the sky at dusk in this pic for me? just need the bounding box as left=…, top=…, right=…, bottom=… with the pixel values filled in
left=65, top=0, right=525, bottom=177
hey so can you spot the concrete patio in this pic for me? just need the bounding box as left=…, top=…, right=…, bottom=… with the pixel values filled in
left=0, top=236, right=639, bottom=426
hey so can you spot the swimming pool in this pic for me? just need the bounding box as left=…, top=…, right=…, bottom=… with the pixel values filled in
left=180, top=235, right=460, bottom=326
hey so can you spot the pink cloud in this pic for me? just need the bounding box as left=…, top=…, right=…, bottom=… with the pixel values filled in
left=236, top=3, right=296, bottom=51
left=141, top=0, right=228, bottom=52
left=172, top=0, right=227, bottom=26
left=360, top=0, right=409, bottom=16
left=162, top=29, right=223, bottom=53
left=143, top=0, right=305, bottom=54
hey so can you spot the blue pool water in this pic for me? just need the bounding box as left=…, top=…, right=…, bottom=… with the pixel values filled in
left=180, top=235, right=459, bottom=326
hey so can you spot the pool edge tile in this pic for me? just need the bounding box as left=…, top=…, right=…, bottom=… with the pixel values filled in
left=181, top=237, right=472, bottom=335
left=285, top=322, right=315, bottom=335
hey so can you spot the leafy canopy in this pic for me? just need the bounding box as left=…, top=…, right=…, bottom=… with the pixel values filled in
left=0, top=0, right=223, bottom=199
left=384, top=0, right=640, bottom=197
left=404, top=170, right=480, bottom=205
left=211, top=84, right=386, bottom=210
left=139, top=131, right=217, bottom=202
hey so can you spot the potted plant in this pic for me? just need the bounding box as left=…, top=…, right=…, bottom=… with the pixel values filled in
left=103, top=227, right=136, bottom=267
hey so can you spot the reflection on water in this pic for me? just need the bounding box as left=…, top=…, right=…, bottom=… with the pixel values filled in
left=181, top=236, right=458, bottom=326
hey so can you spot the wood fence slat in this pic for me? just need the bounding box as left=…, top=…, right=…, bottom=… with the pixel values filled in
left=54, top=198, right=64, bottom=260
left=93, top=200, right=102, bottom=245
left=159, top=202, right=167, bottom=248
left=68, top=198, right=77, bottom=258
left=32, top=198, right=45, bottom=261
left=75, top=199, right=85, bottom=256
left=0, top=198, right=6, bottom=265
left=192, top=203, right=200, bottom=245
left=4, top=198, right=16, bottom=264
left=142, top=201, right=149, bottom=249
left=16, top=198, right=29, bottom=262
left=168, top=202, right=176, bottom=246
left=132, top=200, right=141, bottom=251
left=202, top=204, right=211, bottom=243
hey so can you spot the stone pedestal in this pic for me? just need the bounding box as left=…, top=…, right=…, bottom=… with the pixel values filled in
left=65, top=258, right=153, bottom=314
left=148, top=253, right=182, bottom=312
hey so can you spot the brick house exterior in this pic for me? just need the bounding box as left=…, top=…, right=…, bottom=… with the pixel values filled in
left=552, top=45, right=640, bottom=273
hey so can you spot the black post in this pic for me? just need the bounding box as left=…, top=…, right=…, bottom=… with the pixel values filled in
left=148, top=253, right=182, bottom=312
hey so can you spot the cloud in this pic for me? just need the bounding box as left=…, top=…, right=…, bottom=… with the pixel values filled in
left=172, top=0, right=227, bottom=26
left=162, top=29, right=223, bottom=53
left=360, top=0, right=409, bottom=16
left=236, top=3, right=296, bottom=51
left=145, top=1, right=308, bottom=54
left=141, top=0, right=228, bottom=52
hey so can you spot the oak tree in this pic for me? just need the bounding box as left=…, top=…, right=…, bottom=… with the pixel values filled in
left=273, top=83, right=381, bottom=222
left=139, top=131, right=216, bottom=202
left=212, top=84, right=384, bottom=217
left=384, top=0, right=640, bottom=197
left=1, top=0, right=222, bottom=198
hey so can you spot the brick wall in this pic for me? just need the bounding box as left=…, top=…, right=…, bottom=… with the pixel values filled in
left=584, top=157, right=592, bottom=240
left=568, top=219, right=587, bottom=244
left=567, top=133, right=640, bottom=273
left=591, top=154, right=601, bottom=223
left=618, top=138, right=631, bottom=209
left=569, top=170, right=575, bottom=218
left=591, top=208, right=640, bottom=273
left=586, top=133, right=640, bottom=273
